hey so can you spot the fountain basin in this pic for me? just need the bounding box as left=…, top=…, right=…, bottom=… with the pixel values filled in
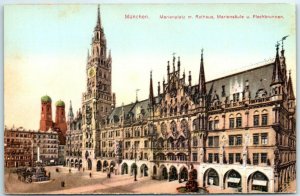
left=176, top=186, right=209, bottom=194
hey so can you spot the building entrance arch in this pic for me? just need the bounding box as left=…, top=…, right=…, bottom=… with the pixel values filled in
left=179, top=167, right=188, bottom=182
left=87, top=158, right=92, bottom=170
left=247, top=171, right=269, bottom=192
left=96, top=160, right=102, bottom=171
left=121, top=163, right=128, bottom=175
left=140, top=164, right=148, bottom=177
left=224, top=169, right=242, bottom=189
left=204, top=168, right=219, bottom=186
left=169, top=166, right=178, bottom=181
left=160, top=165, right=168, bottom=180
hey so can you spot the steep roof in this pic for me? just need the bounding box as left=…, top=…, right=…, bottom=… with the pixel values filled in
left=205, top=63, right=274, bottom=99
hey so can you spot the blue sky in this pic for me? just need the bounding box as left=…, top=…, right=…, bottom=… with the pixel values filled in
left=4, top=4, right=296, bottom=129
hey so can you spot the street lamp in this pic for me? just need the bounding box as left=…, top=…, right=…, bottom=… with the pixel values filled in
left=132, top=144, right=137, bottom=181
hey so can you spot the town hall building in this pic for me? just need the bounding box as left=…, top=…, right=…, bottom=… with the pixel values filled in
left=65, top=6, right=296, bottom=193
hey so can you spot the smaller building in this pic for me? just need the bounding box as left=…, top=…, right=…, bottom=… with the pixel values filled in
left=4, top=126, right=34, bottom=167
left=32, top=129, right=59, bottom=165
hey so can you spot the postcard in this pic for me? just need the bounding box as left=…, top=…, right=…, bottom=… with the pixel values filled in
left=4, top=4, right=296, bottom=194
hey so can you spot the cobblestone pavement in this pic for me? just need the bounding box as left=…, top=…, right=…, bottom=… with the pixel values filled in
left=5, top=166, right=181, bottom=194
left=4, top=166, right=296, bottom=194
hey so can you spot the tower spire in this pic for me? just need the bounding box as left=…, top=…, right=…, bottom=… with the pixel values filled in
left=68, top=100, right=74, bottom=121
left=271, top=42, right=284, bottom=85
left=199, top=48, right=206, bottom=95
left=149, top=71, right=154, bottom=106
left=97, top=5, right=101, bottom=27
left=287, top=70, right=295, bottom=100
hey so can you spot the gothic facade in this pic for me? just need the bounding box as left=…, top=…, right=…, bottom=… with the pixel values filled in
left=65, top=6, right=296, bottom=193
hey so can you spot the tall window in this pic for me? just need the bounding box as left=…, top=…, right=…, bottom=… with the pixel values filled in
left=208, top=121, right=213, bottom=130
left=261, top=133, right=268, bottom=145
left=233, top=93, right=240, bottom=102
left=236, top=116, right=242, bottom=128
left=236, top=135, right=242, bottom=145
left=214, top=120, right=219, bottom=130
left=261, top=153, right=267, bottom=163
left=262, top=114, right=268, bottom=126
left=229, top=153, right=234, bottom=164
left=229, top=136, right=234, bottom=146
left=253, top=115, right=259, bottom=126
left=208, top=153, right=213, bottom=163
left=229, top=118, right=234, bottom=129
left=193, top=137, right=198, bottom=147
left=235, top=153, right=241, bottom=163
left=208, top=137, right=214, bottom=147
left=214, top=153, right=219, bottom=163
left=214, top=136, right=219, bottom=147
left=253, top=134, right=259, bottom=145
left=144, top=140, right=148, bottom=148
left=192, top=153, right=198, bottom=162
left=253, top=153, right=259, bottom=165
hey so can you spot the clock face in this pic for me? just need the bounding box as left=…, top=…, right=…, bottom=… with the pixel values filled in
left=88, top=67, right=96, bottom=78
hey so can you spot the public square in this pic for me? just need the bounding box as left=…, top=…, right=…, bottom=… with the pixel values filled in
left=4, top=166, right=296, bottom=194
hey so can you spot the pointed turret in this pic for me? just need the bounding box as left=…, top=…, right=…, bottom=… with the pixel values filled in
left=188, top=71, right=192, bottom=86
left=280, top=45, right=287, bottom=82
left=95, top=5, right=102, bottom=30
left=149, top=71, right=154, bottom=106
left=287, top=71, right=295, bottom=100
left=68, top=100, right=74, bottom=122
left=199, top=49, right=206, bottom=95
left=271, top=43, right=284, bottom=85
left=177, top=56, right=181, bottom=73
left=157, top=82, right=161, bottom=96
left=108, top=49, right=112, bottom=59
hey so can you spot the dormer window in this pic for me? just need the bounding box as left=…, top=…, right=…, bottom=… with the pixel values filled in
left=233, top=93, right=240, bottom=102
left=222, top=85, right=226, bottom=97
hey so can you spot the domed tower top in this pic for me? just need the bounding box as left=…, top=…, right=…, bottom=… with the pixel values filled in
left=40, top=95, right=53, bottom=131
left=55, top=100, right=65, bottom=107
left=41, top=95, right=52, bottom=103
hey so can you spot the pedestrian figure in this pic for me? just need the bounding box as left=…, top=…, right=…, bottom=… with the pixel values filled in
left=69, top=169, right=71, bottom=173
left=89, top=172, right=92, bottom=178
left=61, top=181, right=65, bottom=187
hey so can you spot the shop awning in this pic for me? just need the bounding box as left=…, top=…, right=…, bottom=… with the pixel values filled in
left=253, top=180, right=267, bottom=186
left=227, top=177, right=240, bottom=183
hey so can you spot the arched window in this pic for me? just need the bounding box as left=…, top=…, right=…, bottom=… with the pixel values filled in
left=214, top=116, right=219, bottom=130
left=193, top=118, right=199, bottom=131
left=170, top=107, right=173, bottom=116
left=180, top=119, right=189, bottom=137
left=208, top=117, right=213, bottom=130
left=161, top=122, right=167, bottom=136
left=193, top=136, right=198, bottom=147
left=261, top=110, right=268, bottom=126
left=253, top=110, right=259, bottom=126
left=236, top=113, right=242, bottom=128
left=229, top=114, right=234, bottom=129
left=170, top=121, right=178, bottom=137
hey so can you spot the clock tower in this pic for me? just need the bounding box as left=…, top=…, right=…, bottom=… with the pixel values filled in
left=82, top=5, right=113, bottom=171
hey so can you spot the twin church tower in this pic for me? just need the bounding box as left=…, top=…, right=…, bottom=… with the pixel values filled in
left=39, top=95, right=67, bottom=144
